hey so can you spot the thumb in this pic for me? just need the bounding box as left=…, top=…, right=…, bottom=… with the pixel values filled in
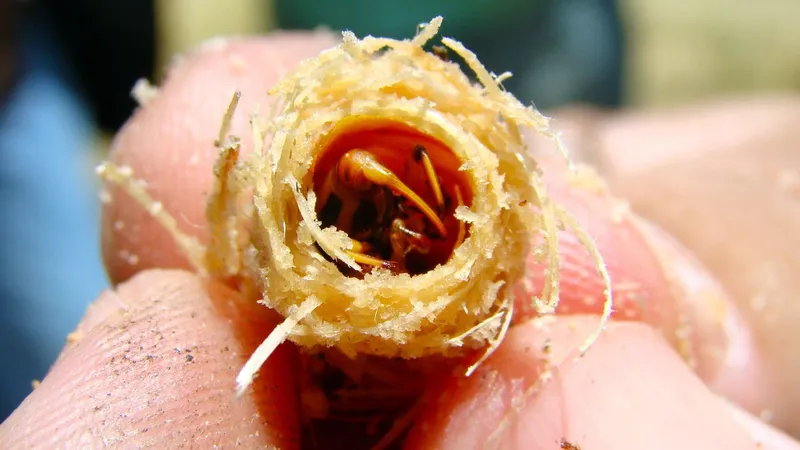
left=406, top=315, right=800, bottom=450
left=0, top=270, right=301, bottom=449
left=578, top=97, right=800, bottom=434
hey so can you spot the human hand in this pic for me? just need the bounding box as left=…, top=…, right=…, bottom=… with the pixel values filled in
left=1, top=32, right=799, bottom=449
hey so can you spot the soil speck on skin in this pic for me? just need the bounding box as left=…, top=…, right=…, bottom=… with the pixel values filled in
left=560, top=438, right=581, bottom=449
left=186, top=354, right=195, bottom=363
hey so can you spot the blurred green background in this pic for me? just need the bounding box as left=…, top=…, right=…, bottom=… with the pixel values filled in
left=156, top=0, right=799, bottom=109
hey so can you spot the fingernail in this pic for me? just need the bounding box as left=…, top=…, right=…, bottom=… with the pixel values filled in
left=631, top=217, right=770, bottom=412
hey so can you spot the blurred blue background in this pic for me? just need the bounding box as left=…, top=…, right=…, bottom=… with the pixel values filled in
left=0, top=0, right=797, bottom=422
left=0, top=0, right=154, bottom=419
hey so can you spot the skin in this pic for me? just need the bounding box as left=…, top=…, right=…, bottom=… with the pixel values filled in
left=1, top=32, right=799, bottom=449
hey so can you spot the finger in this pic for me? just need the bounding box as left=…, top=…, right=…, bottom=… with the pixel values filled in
left=577, top=96, right=800, bottom=434
left=102, top=32, right=338, bottom=284
left=0, top=270, right=301, bottom=449
left=512, top=150, right=766, bottom=409
left=405, top=316, right=799, bottom=450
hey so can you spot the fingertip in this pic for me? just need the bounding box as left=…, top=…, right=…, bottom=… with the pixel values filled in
left=408, top=316, right=758, bottom=450
left=630, top=217, right=771, bottom=414
left=0, top=270, right=301, bottom=449
left=513, top=153, right=771, bottom=415
left=588, top=97, right=800, bottom=434
left=101, top=33, right=339, bottom=284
